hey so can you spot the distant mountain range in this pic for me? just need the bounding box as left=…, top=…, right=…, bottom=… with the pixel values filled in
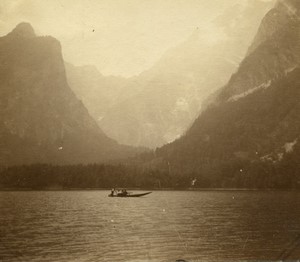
left=0, top=23, right=138, bottom=165
left=150, top=0, right=300, bottom=187
left=2, top=0, right=298, bottom=182
left=66, top=0, right=273, bottom=148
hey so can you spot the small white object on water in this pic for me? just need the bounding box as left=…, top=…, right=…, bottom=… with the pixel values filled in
left=232, top=196, right=235, bottom=200
left=240, top=169, right=243, bottom=172
left=163, top=209, right=166, bottom=212
left=58, top=146, right=63, bottom=150
left=191, top=178, right=197, bottom=186
left=110, top=219, right=114, bottom=223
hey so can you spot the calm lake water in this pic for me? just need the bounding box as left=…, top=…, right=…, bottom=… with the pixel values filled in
left=0, top=191, right=300, bottom=262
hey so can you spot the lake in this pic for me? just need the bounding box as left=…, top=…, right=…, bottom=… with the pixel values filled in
left=0, top=191, right=300, bottom=261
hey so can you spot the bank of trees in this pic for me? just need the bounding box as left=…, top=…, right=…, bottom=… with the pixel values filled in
left=0, top=155, right=299, bottom=190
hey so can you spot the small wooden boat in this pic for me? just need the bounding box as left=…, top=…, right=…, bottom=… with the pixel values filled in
left=108, top=191, right=152, bottom=197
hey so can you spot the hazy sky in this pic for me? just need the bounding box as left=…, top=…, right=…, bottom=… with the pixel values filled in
left=0, top=0, right=274, bottom=77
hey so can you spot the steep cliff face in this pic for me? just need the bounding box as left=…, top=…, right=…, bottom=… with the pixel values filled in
left=0, top=23, right=136, bottom=165
left=158, top=68, right=300, bottom=168
left=152, top=1, right=300, bottom=184
left=154, top=69, right=300, bottom=189
left=217, top=0, right=300, bottom=103
left=247, top=0, right=298, bottom=55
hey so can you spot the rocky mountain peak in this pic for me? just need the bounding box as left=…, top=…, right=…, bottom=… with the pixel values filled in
left=9, top=22, right=36, bottom=38
left=0, top=23, right=138, bottom=165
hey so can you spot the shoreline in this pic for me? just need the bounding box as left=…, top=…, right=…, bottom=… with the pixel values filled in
left=0, top=187, right=299, bottom=192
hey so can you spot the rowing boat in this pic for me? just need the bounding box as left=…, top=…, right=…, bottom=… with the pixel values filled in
left=108, top=192, right=152, bottom=197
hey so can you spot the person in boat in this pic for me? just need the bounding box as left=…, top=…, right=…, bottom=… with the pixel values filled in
left=111, top=188, right=118, bottom=196
left=120, top=189, right=128, bottom=196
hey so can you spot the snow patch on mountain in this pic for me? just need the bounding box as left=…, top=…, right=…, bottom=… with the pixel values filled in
left=285, top=66, right=297, bottom=75
left=284, top=139, right=298, bottom=153
left=260, top=138, right=298, bottom=163
left=228, top=80, right=272, bottom=102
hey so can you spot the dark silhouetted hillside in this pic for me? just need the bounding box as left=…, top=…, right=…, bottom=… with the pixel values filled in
left=0, top=23, right=138, bottom=165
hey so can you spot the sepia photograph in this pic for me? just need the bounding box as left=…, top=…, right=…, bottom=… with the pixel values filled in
left=0, top=0, right=300, bottom=261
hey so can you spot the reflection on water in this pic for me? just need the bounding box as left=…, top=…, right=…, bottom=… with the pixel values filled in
left=0, top=191, right=300, bottom=261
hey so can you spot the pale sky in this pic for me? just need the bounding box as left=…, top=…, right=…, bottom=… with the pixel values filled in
left=0, top=0, right=274, bottom=77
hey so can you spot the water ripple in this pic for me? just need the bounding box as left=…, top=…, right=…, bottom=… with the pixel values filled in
left=0, top=191, right=300, bottom=261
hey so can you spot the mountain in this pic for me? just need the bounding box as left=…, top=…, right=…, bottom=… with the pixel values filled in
left=150, top=0, right=300, bottom=188
left=247, top=0, right=300, bottom=55
left=65, top=62, right=128, bottom=122
left=216, top=0, right=300, bottom=103
left=0, top=23, right=137, bottom=166
left=70, top=0, right=272, bottom=149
